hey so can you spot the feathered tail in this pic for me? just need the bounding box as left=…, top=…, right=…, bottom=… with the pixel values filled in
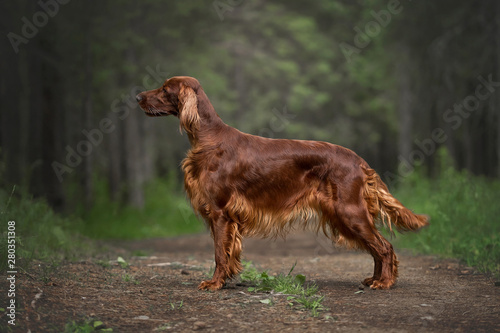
left=363, top=167, right=429, bottom=232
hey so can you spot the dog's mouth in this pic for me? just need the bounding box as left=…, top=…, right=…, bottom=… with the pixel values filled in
left=142, top=105, right=176, bottom=117
left=144, top=110, right=163, bottom=117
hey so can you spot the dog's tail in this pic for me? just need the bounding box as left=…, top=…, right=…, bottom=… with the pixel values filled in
left=362, top=167, right=429, bottom=233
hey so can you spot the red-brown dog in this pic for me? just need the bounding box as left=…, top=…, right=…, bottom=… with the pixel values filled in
left=136, top=76, right=428, bottom=291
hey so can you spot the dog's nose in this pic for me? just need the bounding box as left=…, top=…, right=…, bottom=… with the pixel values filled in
left=136, top=94, right=143, bottom=102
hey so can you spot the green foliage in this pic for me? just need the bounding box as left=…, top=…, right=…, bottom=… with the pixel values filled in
left=0, top=187, right=93, bottom=271
left=82, top=175, right=204, bottom=239
left=116, top=256, right=129, bottom=269
left=393, top=151, right=500, bottom=276
left=121, top=273, right=138, bottom=284
left=289, top=294, right=326, bottom=317
left=240, top=261, right=326, bottom=316
left=239, top=261, right=263, bottom=284
left=241, top=261, right=314, bottom=295
left=169, top=300, right=184, bottom=310
left=63, top=318, right=113, bottom=332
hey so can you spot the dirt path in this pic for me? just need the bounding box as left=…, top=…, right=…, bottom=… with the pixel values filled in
left=2, top=232, right=499, bottom=332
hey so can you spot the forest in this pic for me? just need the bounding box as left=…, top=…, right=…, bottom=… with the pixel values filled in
left=2, top=0, right=499, bottom=211
left=1, top=2, right=500, bottom=331
left=1, top=0, right=500, bottom=266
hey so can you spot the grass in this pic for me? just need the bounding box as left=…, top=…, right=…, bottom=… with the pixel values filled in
left=289, top=294, right=326, bottom=317
left=0, top=174, right=203, bottom=272
left=169, top=300, right=184, bottom=310
left=392, top=150, right=500, bottom=277
left=0, top=187, right=94, bottom=272
left=63, top=318, right=113, bottom=332
left=81, top=174, right=204, bottom=239
left=240, top=261, right=326, bottom=317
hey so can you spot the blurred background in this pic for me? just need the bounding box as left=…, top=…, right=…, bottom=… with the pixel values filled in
left=0, top=1, right=499, bottom=274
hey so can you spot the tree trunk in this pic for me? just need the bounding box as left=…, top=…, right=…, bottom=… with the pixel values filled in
left=496, top=0, right=500, bottom=177
left=463, top=119, right=474, bottom=172
left=123, top=48, right=145, bottom=208
left=396, top=47, right=413, bottom=163
left=31, top=31, right=65, bottom=210
left=108, top=112, right=123, bottom=203
left=1, top=34, right=22, bottom=187
left=82, top=24, right=94, bottom=210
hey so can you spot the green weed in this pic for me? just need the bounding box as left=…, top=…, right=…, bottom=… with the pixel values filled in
left=121, top=273, right=132, bottom=282
left=154, top=323, right=173, bottom=331
left=121, top=272, right=139, bottom=284
left=240, top=261, right=326, bottom=316
left=288, top=294, right=326, bottom=317
left=116, top=256, right=129, bottom=269
left=63, top=318, right=113, bottom=332
left=169, top=300, right=184, bottom=310
left=242, top=261, right=317, bottom=296
left=96, top=260, right=111, bottom=268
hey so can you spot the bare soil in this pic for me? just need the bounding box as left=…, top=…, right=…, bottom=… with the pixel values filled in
left=2, top=232, right=499, bottom=332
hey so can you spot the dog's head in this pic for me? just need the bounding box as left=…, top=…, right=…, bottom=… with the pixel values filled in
left=136, top=76, right=201, bottom=134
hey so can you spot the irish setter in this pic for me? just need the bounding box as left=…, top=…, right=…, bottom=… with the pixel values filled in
left=136, top=76, right=428, bottom=291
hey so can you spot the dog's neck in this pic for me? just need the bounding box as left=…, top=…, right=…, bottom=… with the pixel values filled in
left=186, top=89, right=227, bottom=146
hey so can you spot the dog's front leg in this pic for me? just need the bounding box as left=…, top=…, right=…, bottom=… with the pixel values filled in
left=198, top=214, right=242, bottom=291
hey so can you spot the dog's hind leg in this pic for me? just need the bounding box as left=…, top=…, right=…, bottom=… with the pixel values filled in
left=337, top=204, right=398, bottom=289
left=360, top=232, right=398, bottom=289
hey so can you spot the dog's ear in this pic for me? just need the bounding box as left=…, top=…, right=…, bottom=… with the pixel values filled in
left=178, top=83, right=200, bottom=136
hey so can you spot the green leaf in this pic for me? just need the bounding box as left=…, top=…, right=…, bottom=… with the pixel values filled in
left=294, top=274, right=306, bottom=286
left=117, top=256, right=128, bottom=268
left=93, top=321, right=104, bottom=328
left=117, top=256, right=126, bottom=263
left=287, top=261, right=297, bottom=276
left=260, top=299, right=272, bottom=305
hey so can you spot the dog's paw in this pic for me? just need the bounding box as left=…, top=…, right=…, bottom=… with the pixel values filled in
left=368, top=279, right=394, bottom=290
left=362, top=277, right=374, bottom=286
left=198, top=279, right=224, bottom=291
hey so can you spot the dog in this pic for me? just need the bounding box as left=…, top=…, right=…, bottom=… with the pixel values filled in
left=136, top=76, right=428, bottom=291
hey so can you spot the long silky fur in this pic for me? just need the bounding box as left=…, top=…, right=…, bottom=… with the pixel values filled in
left=362, top=166, right=429, bottom=233
left=178, top=85, right=200, bottom=136
left=224, top=222, right=243, bottom=278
